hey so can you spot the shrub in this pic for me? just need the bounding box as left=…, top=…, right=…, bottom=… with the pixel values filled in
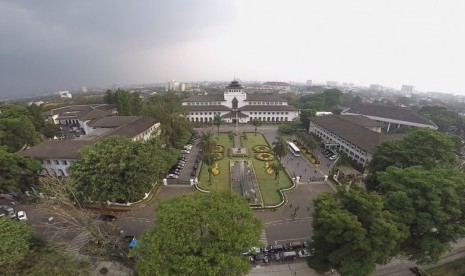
left=255, top=153, right=275, bottom=161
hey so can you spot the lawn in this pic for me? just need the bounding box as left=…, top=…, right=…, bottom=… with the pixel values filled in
left=427, top=257, right=465, bottom=276
left=198, top=131, right=293, bottom=206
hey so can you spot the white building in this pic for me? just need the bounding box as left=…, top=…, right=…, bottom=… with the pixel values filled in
left=181, top=80, right=299, bottom=123
left=21, top=115, right=160, bottom=177
left=58, top=91, right=72, bottom=98
left=401, top=85, right=415, bottom=93
left=309, top=115, right=405, bottom=166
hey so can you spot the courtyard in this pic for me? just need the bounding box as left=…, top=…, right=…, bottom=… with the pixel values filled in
left=197, top=131, right=293, bottom=206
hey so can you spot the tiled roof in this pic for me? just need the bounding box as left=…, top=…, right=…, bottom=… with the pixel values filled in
left=342, top=103, right=436, bottom=127
left=21, top=116, right=159, bottom=159
left=186, top=105, right=232, bottom=112
left=239, top=105, right=298, bottom=111
left=46, top=104, right=113, bottom=120
left=100, top=117, right=158, bottom=139
left=339, top=115, right=383, bottom=128
left=81, top=109, right=114, bottom=121
left=20, top=140, right=93, bottom=159
left=245, top=94, right=287, bottom=102
left=181, top=95, right=225, bottom=102
left=226, top=80, right=243, bottom=89
left=310, top=115, right=405, bottom=153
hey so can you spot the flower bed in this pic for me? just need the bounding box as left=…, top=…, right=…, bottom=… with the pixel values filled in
left=252, top=145, right=271, bottom=153
left=213, top=152, right=224, bottom=161
left=214, top=145, right=225, bottom=153
left=255, top=152, right=275, bottom=161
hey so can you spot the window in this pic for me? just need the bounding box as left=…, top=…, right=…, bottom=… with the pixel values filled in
left=62, top=160, right=68, bottom=165
left=54, top=160, right=59, bottom=165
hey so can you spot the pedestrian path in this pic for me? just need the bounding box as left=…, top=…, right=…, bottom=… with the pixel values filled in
left=260, top=228, right=268, bottom=246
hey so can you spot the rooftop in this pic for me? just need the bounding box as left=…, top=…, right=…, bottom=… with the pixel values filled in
left=342, top=103, right=437, bottom=127
left=310, top=115, right=405, bottom=153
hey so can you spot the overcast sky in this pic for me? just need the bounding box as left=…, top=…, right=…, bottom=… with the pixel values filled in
left=1, top=0, right=464, bottom=99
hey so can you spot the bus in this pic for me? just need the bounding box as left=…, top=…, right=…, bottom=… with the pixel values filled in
left=287, top=141, right=301, bottom=156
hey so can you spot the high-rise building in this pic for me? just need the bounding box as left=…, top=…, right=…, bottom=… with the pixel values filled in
left=401, top=85, right=415, bottom=93
left=370, top=84, right=383, bottom=91
left=306, top=80, right=312, bottom=86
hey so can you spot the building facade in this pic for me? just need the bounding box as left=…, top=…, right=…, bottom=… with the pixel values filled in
left=309, top=115, right=404, bottom=166
left=21, top=115, right=160, bottom=177
left=181, top=80, right=299, bottom=123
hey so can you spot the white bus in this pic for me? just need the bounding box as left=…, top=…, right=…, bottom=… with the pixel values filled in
left=287, top=141, right=301, bottom=156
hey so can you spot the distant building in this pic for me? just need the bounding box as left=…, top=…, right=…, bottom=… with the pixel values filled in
left=326, top=81, right=339, bottom=87
left=369, top=84, right=383, bottom=91
left=28, top=101, right=45, bottom=106
left=46, top=104, right=117, bottom=129
left=341, top=103, right=437, bottom=131
left=401, top=85, right=415, bottom=93
left=58, top=91, right=72, bottom=99
left=166, top=80, right=189, bottom=91
left=262, top=81, right=290, bottom=91
left=309, top=115, right=405, bottom=166
left=306, top=80, right=312, bottom=86
left=81, top=86, right=88, bottom=93
left=181, top=80, right=299, bottom=123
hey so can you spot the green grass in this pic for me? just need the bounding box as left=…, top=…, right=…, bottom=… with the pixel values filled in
left=427, top=257, right=465, bottom=276
left=198, top=132, right=293, bottom=206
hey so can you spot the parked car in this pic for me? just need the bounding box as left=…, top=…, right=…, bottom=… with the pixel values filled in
left=329, top=155, right=338, bottom=161
left=181, top=149, right=190, bottom=154
left=264, top=244, right=284, bottom=253
left=273, top=251, right=297, bottom=262
left=98, top=214, right=116, bottom=222
left=16, top=211, right=28, bottom=221
left=241, top=246, right=262, bottom=256
left=0, top=205, right=16, bottom=218
left=283, top=241, right=304, bottom=251
left=251, top=253, right=269, bottom=264
left=297, top=248, right=312, bottom=258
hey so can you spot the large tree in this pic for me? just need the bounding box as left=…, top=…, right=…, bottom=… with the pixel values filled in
left=0, top=146, right=41, bottom=192
left=0, top=104, right=41, bottom=152
left=308, top=187, right=407, bottom=275
left=367, top=128, right=456, bottom=190
left=378, top=166, right=465, bottom=264
left=213, top=114, right=223, bottom=138
left=0, top=217, right=33, bottom=266
left=132, top=192, right=262, bottom=276
left=143, top=92, right=191, bottom=148
left=70, top=136, right=176, bottom=203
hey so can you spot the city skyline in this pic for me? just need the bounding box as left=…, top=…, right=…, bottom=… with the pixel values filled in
left=1, top=0, right=464, bottom=98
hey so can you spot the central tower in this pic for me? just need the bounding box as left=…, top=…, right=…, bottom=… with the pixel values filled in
left=224, top=80, right=246, bottom=109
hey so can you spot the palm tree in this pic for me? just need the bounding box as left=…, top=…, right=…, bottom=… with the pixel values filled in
left=213, top=114, right=223, bottom=139
left=272, top=136, right=288, bottom=162
left=198, top=131, right=216, bottom=156
left=250, top=118, right=261, bottom=136
left=198, top=131, right=216, bottom=184
left=269, top=162, right=283, bottom=184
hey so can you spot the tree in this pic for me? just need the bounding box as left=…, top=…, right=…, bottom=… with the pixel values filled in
left=70, top=136, right=175, bottom=203
left=269, top=162, right=283, bottom=185
left=0, top=104, right=41, bottom=152
left=298, top=109, right=316, bottom=130
left=213, top=114, right=223, bottom=138
left=132, top=192, right=262, bottom=276
left=250, top=118, right=261, bottom=136
left=378, top=166, right=465, bottom=264
left=0, top=146, right=41, bottom=192
left=198, top=131, right=216, bottom=184
left=0, top=217, right=33, bottom=266
left=308, top=187, right=407, bottom=275
left=367, top=128, right=456, bottom=190
left=143, top=92, right=192, bottom=147
left=272, top=136, right=287, bottom=161
left=103, top=89, right=116, bottom=104
left=322, top=89, right=342, bottom=110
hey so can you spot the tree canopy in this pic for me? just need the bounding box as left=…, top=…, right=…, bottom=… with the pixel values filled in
left=70, top=136, right=177, bottom=203
left=367, top=128, right=455, bottom=190
left=133, top=192, right=262, bottom=276
left=378, top=166, right=465, bottom=264
left=0, top=146, right=41, bottom=192
left=0, top=217, right=33, bottom=266
left=308, top=187, right=406, bottom=275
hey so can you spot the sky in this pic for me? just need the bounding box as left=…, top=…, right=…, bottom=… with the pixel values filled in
left=1, top=0, right=465, bottom=99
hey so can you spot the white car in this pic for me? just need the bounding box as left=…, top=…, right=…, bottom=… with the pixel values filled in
left=329, top=155, right=338, bottom=161
left=17, top=211, right=28, bottom=221
left=297, top=248, right=312, bottom=258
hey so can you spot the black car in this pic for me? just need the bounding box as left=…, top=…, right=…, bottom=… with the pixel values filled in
left=283, top=241, right=304, bottom=251
left=98, top=214, right=116, bottom=221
